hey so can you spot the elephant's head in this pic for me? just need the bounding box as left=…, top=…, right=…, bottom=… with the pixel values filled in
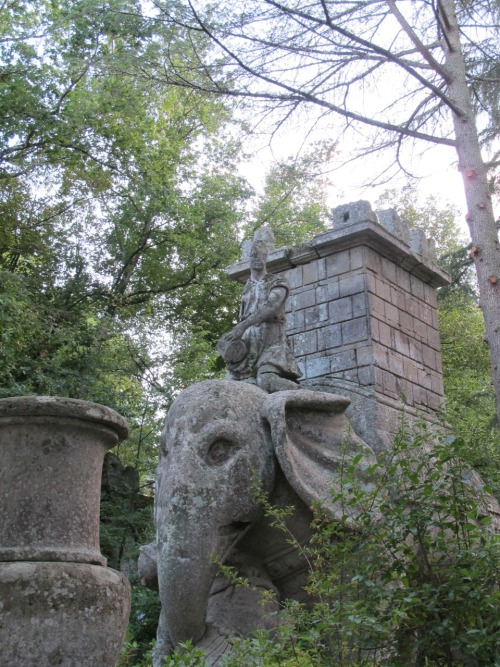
left=155, top=379, right=376, bottom=646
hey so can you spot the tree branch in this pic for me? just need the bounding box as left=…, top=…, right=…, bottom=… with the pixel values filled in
left=385, top=0, right=451, bottom=83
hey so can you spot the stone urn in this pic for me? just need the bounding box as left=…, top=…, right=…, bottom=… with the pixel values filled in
left=0, top=396, right=132, bottom=667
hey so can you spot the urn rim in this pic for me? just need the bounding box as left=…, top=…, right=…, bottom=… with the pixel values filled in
left=0, top=396, right=129, bottom=441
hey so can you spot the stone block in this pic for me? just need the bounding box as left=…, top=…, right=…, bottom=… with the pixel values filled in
left=292, top=331, right=318, bottom=356
left=410, top=228, right=437, bottom=262
left=410, top=274, right=425, bottom=300
left=375, top=320, right=392, bottom=348
left=287, top=308, right=305, bottom=333
left=303, top=258, right=326, bottom=284
left=374, top=368, right=397, bottom=397
left=413, top=318, right=428, bottom=342
left=388, top=352, right=404, bottom=377
left=358, top=366, right=374, bottom=386
left=286, top=266, right=303, bottom=289
left=418, top=368, right=433, bottom=390
left=329, top=296, right=353, bottom=323
left=408, top=339, right=423, bottom=363
left=352, top=293, right=367, bottom=317
left=317, top=324, right=342, bottom=350
left=288, top=244, right=318, bottom=266
left=325, top=249, right=350, bottom=276
left=431, top=372, right=444, bottom=396
left=403, top=358, right=420, bottom=384
left=365, top=249, right=382, bottom=274
left=373, top=344, right=389, bottom=370
left=339, top=273, right=365, bottom=297
left=332, top=200, right=377, bottom=227
left=422, top=344, right=437, bottom=371
left=381, top=369, right=398, bottom=396
left=305, top=356, right=331, bottom=378
left=420, top=303, right=433, bottom=326
left=316, top=280, right=340, bottom=304
left=424, top=283, right=437, bottom=307
left=381, top=257, right=397, bottom=283
left=385, top=301, right=399, bottom=326
left=432, top=307, right=439, bottom=329
left=413, top=384, right=426, bottom=406
left=426, top=390, right=443, bottom=411
left=396, top=266, right=411, bottom=292
left=399, top=311, right=414, bottom=335
left=384, top=303, right=399, bottom=327
left=292, top=289, right=316, bottom=311
left=344, top=369, right=359, bottom=382
left=394, top=330, right=409, bottom=357
left=356, top=345, right=373, bottom=366
left=406, top=296, right=420, bottom=317
left=370, top=294, right=386, bottom=319
left=330, top=349, right=357, bottom=372
left=397, top=379, right=414, bottom=406
left=435, top=353, right=443, bottom=374
left=342, top=317, right=369, bottom=344
left=376, top=208, right=411, bottom=245
left=350, top=246, right=364, bottom=270
left=304, top=303, right=328, bottom=327
left=372, top=276, right=391, bottom=302
left=391, top=286, right=406, bottom=312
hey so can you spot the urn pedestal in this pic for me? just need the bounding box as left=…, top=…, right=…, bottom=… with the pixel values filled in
left=0, top=396, right=132, bottom=667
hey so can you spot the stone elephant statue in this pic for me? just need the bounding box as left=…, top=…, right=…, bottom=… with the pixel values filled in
left=143, top=379, right=378, bottom=666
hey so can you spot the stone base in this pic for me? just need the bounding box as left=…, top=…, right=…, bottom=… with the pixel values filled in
left=301, top=378, right=443, bottom=453
left=0, top=561, right=131, bottom=667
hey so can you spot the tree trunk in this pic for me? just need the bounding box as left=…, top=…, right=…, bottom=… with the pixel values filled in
left=439, top=0, right=500, bottom=425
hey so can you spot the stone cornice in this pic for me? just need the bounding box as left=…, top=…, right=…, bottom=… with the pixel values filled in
left=227, top=217, right=451, bottom=288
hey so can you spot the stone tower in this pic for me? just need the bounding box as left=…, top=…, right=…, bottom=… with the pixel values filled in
left=227, top=201, right=450, bottom=452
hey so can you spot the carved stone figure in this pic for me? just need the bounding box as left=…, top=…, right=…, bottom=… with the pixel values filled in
left=217, top=234, right=301, bottom=393
left=146, top=379, right=377, bottom=666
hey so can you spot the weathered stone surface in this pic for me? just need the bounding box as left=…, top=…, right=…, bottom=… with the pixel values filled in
left=376, top=208, right=411, bottom=245
left=332, top=200, right=377, bottom=227
left=0, top=561, right=131, bottom=667
left=217, top=232, right=301, bottom=393
left=150, top=379, right=377, bottom=667
left=225, top=209, right=450, bottom=440
left=138, top=541, right=159, bottom=591
left=0, top=396, right=128, bottom=565
left=102, top=452, right=140, bottom=494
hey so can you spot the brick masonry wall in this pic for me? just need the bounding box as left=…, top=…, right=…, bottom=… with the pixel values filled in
left=226, top=201, right=451, bottom=430
left=283, top=246, right=444, bottom=414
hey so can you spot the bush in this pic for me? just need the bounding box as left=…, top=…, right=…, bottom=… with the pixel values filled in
left=300, top=425, right=500, bottom=665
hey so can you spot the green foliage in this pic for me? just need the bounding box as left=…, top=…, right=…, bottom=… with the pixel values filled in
left=375, top=183, right=466, bottom=257
left=300, top=427, right=500, bottom=665
left=119, top=588, right=161, bottom=666
left=0, top=0, right=254, bottom=467
left=248, top=145, right=332, bottom=247
left=162, top=642, right=208, bottom=667
left=100, top=492, right=154, bottom=571
left=439, top=301, right=500, bottom=496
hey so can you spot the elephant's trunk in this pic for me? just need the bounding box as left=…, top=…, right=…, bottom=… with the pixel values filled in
left=160, top=540, right=216, bottom=645
left=157, top=507, right=248, bottom=646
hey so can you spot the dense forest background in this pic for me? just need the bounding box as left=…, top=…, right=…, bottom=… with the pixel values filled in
left=1, top=0, right=498, bottom=664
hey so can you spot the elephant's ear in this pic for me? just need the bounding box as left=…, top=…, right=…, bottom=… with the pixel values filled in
left=263, top=390, right=378, bottom=523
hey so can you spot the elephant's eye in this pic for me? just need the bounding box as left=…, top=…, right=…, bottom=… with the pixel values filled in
left=206, top=438, right=238, bottom=466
